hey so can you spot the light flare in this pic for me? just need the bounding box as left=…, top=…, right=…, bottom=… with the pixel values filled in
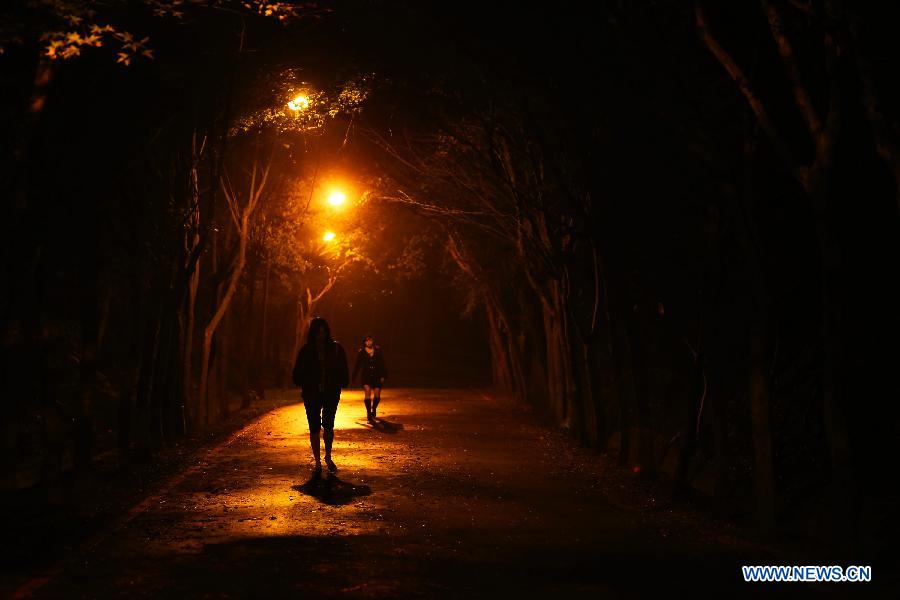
left=287, top=93, right=310, bottom=112
left=327, top=190, right=347, bottom=207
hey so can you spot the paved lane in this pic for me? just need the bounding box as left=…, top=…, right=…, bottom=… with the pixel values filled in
left=29, top=388, right=821, bottom=598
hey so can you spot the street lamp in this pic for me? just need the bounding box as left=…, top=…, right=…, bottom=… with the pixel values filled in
left=326, top=190, right=347, bottom=207
left=287, top=93, right=310, bottom=112
left=322, top=230, right=336, bottom=242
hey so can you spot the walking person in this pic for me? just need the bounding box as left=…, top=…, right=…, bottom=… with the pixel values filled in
left=292, top=317, right=349, bottom=473
left=352, top=334, right=388, bottom=421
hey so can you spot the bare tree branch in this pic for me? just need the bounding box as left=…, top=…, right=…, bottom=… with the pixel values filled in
left=695, top=1, right=801, bottom=179
left=850, top=16, right=900, bottom=213
left=760, top=0, right=823, bottom=138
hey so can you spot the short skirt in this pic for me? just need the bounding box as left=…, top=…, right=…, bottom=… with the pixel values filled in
left=361, top=371, right=384, bottom=388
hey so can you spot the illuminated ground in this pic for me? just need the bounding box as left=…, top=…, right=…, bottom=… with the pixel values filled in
left=23, top=389, right=829, bottom=598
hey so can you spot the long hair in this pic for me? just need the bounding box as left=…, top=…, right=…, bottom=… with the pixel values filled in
left=305, top=317, right=333, bottom=348
left=360, top=333, right=379, bottom=352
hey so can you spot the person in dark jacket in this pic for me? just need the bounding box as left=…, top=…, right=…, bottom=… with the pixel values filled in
left=292, top=317, right=349, bottom=473
left=352, top=334, right=388, bottom=421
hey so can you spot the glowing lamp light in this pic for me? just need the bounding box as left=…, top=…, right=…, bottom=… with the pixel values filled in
left=287, top=94, right=310, bottom=112
left=327, top=190, right=347, bottom=207
left=322, top=231, right=336, bottom=242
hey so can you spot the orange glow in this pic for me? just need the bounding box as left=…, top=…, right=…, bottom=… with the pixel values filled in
left=322, top=231, right=336, bottom=242
left=326, top=190, right=347, bottom=207
left=287, top=93, right=310, bottom=112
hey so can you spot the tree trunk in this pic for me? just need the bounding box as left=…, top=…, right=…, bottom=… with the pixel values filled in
left=501, top=308, right=528, bottom=403
left=542, top=300, right=566, bottom=424
left=737, top=121, right=777, bottom=535
left=219, top=308, right=231, bottom=419
left=749, top=309, right=776, bottom=534
left=815, top=210, right=855, bottom=557
left=483, top=294, right=528, bottom=402
left=574, top=332, right=600, bottom=446
left=242, top=262, right=258, bottom=409
left=183, top=257, right=199, bottom=427
left=135, top=281, right=164, bottom=454
left=199, top=238, right=247, bottom=426
left=607, top=288, right=633, bottom=466
left=258, top=260, right=271, bottom=397
left=484, top=301, right=513, bottom=391
left=198, top=156, right=268, bottom=422
left=627, top=298, right=656, bottom=475
left=199, top=265, right=243, bottom=427
left=290, top=295, right=309, bottom=381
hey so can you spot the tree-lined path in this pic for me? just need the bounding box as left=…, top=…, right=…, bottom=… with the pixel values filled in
left=16, top=389, right=824, bottom=598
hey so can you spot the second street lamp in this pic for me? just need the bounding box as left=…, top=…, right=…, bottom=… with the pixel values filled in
left=287, top=93, right=310, bottom=112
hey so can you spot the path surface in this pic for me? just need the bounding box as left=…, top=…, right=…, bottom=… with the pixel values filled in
left=27, top=388, right=830, bottom=598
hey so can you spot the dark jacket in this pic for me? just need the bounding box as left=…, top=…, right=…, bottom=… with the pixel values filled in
left=292, top=340, right=349, bottom=398
left=352, top=346, right=388, bottom=382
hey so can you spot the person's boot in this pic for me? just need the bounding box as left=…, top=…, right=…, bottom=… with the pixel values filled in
left=364, top=399, right=372, bottom=421
left=372, top=397, right=379, bottom=419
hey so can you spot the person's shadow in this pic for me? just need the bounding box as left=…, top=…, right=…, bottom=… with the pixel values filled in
left=292, top=472, right=372, bottom=506
left=369, top=418, right=403, bottom=434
